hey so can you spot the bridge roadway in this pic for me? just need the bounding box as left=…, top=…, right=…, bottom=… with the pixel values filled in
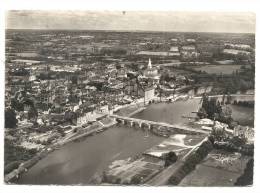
left=207, top=94, right=254, bottom=98
left=108, top=114, right=210, bottom=135
left=194, top=93, right=254, bottom=100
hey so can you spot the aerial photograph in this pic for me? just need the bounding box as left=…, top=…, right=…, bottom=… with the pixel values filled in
left=4, top=11, right=255, bottom=186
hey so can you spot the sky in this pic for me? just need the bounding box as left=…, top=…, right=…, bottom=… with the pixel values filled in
left=6, top=11, right=255, bottom=33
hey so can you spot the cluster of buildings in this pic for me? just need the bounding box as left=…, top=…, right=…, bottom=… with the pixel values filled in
left=222, top=43, right=253, bottom=56
left=135, top=39, right=199, bottom=61
left=6, top=50, right=164, bottom=127
left=5, top=30, right=255, bottom=173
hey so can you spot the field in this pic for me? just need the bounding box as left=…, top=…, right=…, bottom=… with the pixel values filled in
left=179, top=149, right=251, bottom=186
left=191, top=65, right=242, bottom=75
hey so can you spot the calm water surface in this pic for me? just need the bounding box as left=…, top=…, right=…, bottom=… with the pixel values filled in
left=17, top=126, right=163, bottom=185
left=132, top=98, right=201, bottom=124
left=16, top=98, right=253, bottom=184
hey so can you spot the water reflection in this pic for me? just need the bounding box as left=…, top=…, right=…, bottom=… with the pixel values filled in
left=17, top=126, right=163, bottom=185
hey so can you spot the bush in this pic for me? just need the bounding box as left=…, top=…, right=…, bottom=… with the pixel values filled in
left=4, top=139, right=37, bottom=167
left=230, top=136, right=246, bottom=146
left=235, top=159, right=254, bottom=186
left=5, top=108, right=18, bottom=128
left=4, top=161, right=22, bottom=174
left=130, top=175, right=142, bottom=185
left=164, top=151, right=178, bottom=167
left=168, top=139, right=213, bottom=185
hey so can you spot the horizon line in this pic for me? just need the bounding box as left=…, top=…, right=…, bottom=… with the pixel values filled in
left=5, top=28, right=255, bottom=34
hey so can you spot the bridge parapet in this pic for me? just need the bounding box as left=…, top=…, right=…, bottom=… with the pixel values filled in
left=149, top=124, right=157, bottom=130
left=125, top=120, right=133, bottom=127
left=115, top=118, right=126, bottom=125
left=207, top=94, right=254, bottom=104
left=142, top=122, right=151, bottom=130
left=109, top=114, right=209, bottom=135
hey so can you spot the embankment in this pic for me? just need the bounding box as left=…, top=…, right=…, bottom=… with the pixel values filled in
left=4, top=118, right=117, bottom=183
left=235, top=158, right=254, bottom=186
left=167, top=138, right=213, bottom=185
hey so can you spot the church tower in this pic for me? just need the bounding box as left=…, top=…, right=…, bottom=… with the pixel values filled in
left=148, top=58, right=152, bottom=69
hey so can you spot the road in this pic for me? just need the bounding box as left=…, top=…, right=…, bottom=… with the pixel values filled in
left=145, top=137, right=209, bottom=186
left=145, top=161, right=184, bottom=186
left=109, top=114, right=210, bottom=134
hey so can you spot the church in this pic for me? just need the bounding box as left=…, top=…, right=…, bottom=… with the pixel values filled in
left=143, top=58, right=160, bottom=82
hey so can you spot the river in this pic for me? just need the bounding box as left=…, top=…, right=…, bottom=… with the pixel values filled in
left=16, top=125, right=163, bottom=185
left=132, top=98, right=201, bottom=124
left=229, top=105, right=254, bottom=127
left=15, top=98, right=253, bottom=185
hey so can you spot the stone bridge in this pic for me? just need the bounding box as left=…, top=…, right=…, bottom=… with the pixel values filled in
left=207, top=94, right=254, bottom=104
left=109, top=114, right=209, bottom=135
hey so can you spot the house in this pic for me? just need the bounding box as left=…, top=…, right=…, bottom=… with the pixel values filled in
left=140, top=87, right=155, bottom=104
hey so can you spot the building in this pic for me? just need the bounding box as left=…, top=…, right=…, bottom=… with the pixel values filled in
left=125, top=79, right=139, bottom=96
left=180, top=45, right=199, bottom=60
left=143, top=58, right=160, bottom=82
left=136, top=51, right=178, bottom=57
left=223, top=49, right=251, bottom=56
left=144, top=87, right=155, bottom=102
left=186, top=39, right=196, bottom=43
left=139, top=86, right=155, bottom=104
left=169, top=46, right=180, bottom=57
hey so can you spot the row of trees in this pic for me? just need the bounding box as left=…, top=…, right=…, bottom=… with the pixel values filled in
left=235, top=158, right=254, bottom=186
left=5, top=105, right=39, bottom=129
left=197, top=95, right=233, bottom=125
left=168, top=139, right=213, bottom=185
left=100, top=47, right=127, bottom=56
left=164, top=151, right=178, bottom=167
left=8, top=68, right=30, bottom=76
left=233, top=100, right=254, bottom=108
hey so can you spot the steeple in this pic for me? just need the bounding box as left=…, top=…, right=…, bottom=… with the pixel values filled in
left=148, top=58, right=152, bottom=69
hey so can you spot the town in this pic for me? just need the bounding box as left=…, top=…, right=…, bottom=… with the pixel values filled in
left=5, top=29, right=255, bottom=186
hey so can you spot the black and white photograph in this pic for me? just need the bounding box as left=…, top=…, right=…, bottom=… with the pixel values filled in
left=0, top=0, right=259, bottom=191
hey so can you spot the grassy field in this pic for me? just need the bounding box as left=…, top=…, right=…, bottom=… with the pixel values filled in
left=179, top=149, right=251, bottom=186
left=191, top=65, right=242, bottom=75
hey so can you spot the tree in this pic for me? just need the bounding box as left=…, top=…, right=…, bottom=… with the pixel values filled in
left=201, top=94, right=209, bottom=110
left=207, top=98, right=218, bottom=118
left=197, top=107, right=207, bottom=119
left=5, top=108, right=18, bottom=128
left=220, top=105, right=232, bottom=119
left=164, top=151, right=178, bottom=167
left=200, top=95, right=218, bottom=119
left=226, top=93, right=231, bottom=104
left=64, top=110, right=76, bottom=124
left=28, top=106, right=38, bottom=124
left=130, top=175, right=142, bottom=185
left=71, top=75, right=78, bottom=84
left=115, top=63, right=121, bottom=70
left=198, top=94, right=233, bottom=125
left=11, top=98, right=24, bottom=112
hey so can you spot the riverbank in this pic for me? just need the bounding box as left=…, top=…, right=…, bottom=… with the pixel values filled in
left=5, top=98, right=151, bottom=183
left=7, top=95, right=254, bottom=185
left=115, top=103, right=145, bottom=117
left=114, top=94, right=192, bottom=117
left=4, top=95, right=196, bottom=183
left=101, top=133, right=208, bottom=185
left=15, top=124, right=164, bottom=185
left=4, top=117, right=117, bottom=183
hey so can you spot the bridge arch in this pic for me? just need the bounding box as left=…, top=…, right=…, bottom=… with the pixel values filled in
left=132, top=121, right=140, bottom=128
left=142, top=122, right=150, bottom=130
